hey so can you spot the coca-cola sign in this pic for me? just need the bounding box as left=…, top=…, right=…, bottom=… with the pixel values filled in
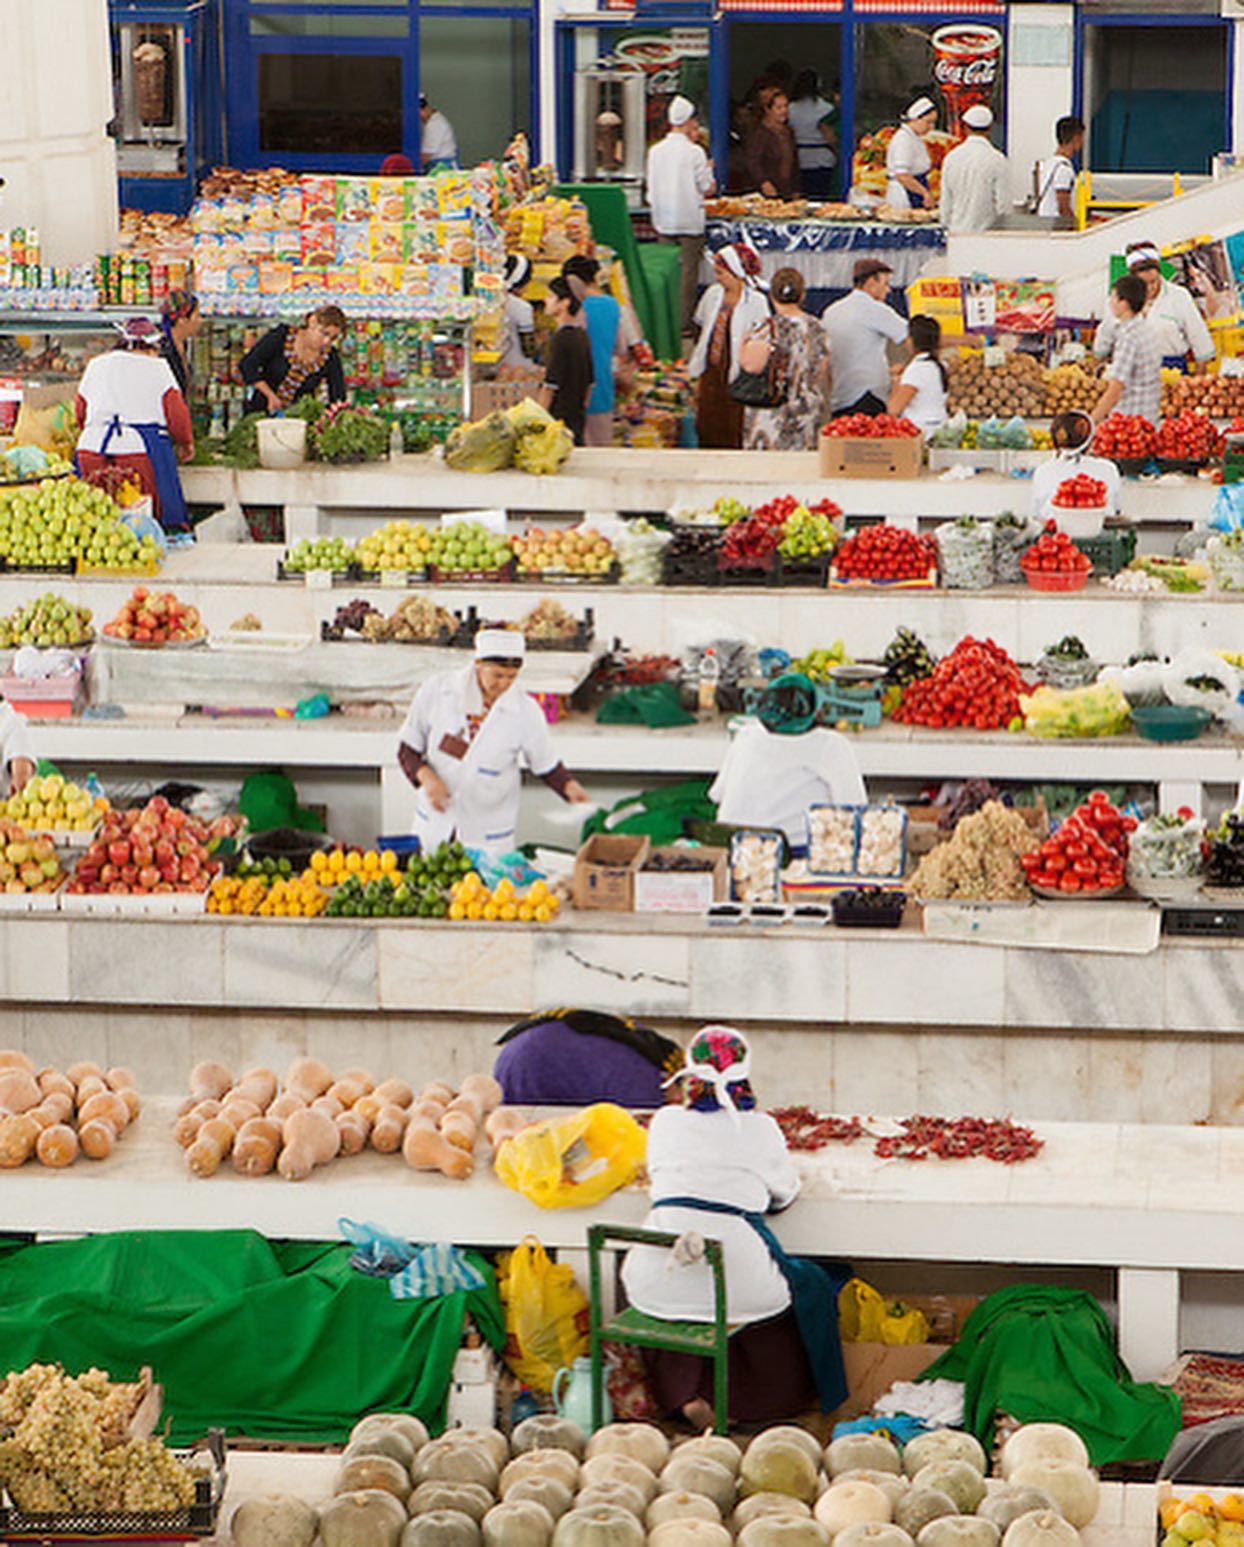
left=934, top=55, right=999, bottom=88
left=931, top=24, right=1002, bottom=138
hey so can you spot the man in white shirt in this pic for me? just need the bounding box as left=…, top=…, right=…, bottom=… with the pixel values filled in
left=821, top=257, right=909, bottom=416
left=1034, top=115, right=1083, bottom=223
left=646, top=95, right=716, bottom=336
left=419, top=94, right=458, bottom=169
left=938, top=104, right=1009, bottom=234
left=1094, top=241, right=1215, bottom=375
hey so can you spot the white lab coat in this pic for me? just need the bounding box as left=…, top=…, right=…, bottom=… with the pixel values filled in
left=0, top=702, right=33, bottom=794
left=688, top=284, right=772, bottom=383
left=709, top=720, right=867, bottom=846
left=1030, top=449, right=1122, bottom=524
left=621, top=1106, right=798, bottom=1325
left=938, top=134, right=1009, bottom=234
left=646, top=131, right=714, bottom=237
left=398, top=664, right=559, bottom=854
left=885, top=124, right=931, bottom=209
left=1094, top=278, right=1215, bottom=366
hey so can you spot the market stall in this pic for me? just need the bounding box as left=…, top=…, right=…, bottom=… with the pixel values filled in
left=703, top=212, right=945, bottom=297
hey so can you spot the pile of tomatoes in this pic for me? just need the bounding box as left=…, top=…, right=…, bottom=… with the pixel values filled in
left=1092, top=413, right=1157, bottom=460
left=1019, top=790, right=1137, bottom=895
left=833, top=524, right=937, bottom=582
left=1052, top=473, right=1108, bottom=509
left=823, top=413, right=921, bottom=439
left=1021, top=521, right=1092, bottom=575
left=892, top=636, right=1030, bottom=731
left=1156, top=410, right=1224, bottom=464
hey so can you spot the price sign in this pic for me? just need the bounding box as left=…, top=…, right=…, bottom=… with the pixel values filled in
left=304, top=569, right=332, bottom=591
left=381, top=570, right=408, bottom=589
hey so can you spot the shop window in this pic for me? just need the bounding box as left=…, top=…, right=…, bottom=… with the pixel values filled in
left=726, top=24, right=841, bottom=194
left=1084, top=23, right=1227, bottom=174
left=419, top=15, right=530, bottom=169
left=257, top=52, right=404, bottom=154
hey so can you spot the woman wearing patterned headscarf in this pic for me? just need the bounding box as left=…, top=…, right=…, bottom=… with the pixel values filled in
left=688, top=242, right=771, bottom=449
left=159, top=290, right=202, bottom=399
left=621, top=1026, right=848, bottom=1427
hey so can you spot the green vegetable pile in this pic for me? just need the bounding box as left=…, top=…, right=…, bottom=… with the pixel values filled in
left=310, top=405, right=391, bottom=464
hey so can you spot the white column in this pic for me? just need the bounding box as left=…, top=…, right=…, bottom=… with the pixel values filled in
left=1117, top=1266, right=1180, bottom=1383
left=1004, top=4, right=1075, bottom=208
left=1233, top=21, right=1244, bottom=157
left=0, top=0, right=119, bottom=264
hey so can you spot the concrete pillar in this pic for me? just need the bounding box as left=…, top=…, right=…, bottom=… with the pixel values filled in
left=0, top=0, right=119, bottom=265
left=1005, top=4, right=1075, bottom=209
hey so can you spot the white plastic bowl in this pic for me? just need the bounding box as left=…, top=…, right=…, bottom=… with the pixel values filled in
left=1046, top=502, right=1108, bottom=540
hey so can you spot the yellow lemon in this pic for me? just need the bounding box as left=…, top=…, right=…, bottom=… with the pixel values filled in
left=467, top=901, right=484, bottom=920
left=534, top=905, right=551, bottom=923
left=518, top=903, right=534, bottom=922
left=449, top=902, right=466, bottom=920
left=501, top=903, right=518, bottom=921
left=380, top=849, right=398, bottom=872
left=529, top=879, right=549, bottom=901
left=310, top=851, right=327, bottom=873
left=345, top=851, right=362, bottom=873
left=483, top=902, right=499, bottom=921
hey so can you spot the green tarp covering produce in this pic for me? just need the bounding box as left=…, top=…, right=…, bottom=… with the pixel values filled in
left=0, top=1230, right=504, bottom=1444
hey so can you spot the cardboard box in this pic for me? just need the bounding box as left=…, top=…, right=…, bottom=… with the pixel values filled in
left=819, top=433, right=924, bottom=480
left=471, top=376, right=544, bottom=419
left=572, top=834, right=649, bottom=912
left=634, top=846, right=727, bottom=914
left=828, top=1295, right=978, bottom=1421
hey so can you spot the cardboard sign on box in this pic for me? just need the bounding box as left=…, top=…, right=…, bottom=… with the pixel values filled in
left=634, top=846, right=728, bottom=914
left=819, top=434, right=924, bottom=480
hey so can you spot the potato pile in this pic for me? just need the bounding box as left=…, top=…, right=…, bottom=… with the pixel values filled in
left=946, top=351, right=1044, bottom=418
left=175, top=1059, right=525, bottom=1182
left=0, top=1051, right=138, bottom=1168
left=1162, top=372, right=1244, bottom=419
left=1042, top=363, right=1107, bottom=415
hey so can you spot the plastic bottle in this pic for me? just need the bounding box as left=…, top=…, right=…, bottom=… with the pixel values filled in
left=697, top=647, right=719, bottom=719
left=389, top=420, right=404, bottom=459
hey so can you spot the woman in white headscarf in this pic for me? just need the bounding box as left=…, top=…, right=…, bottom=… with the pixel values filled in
left=397, top=626, right=590, bottom=855
left=886, top=95, right=938, bottom=210
left=687, top=241, right=772, bottom=449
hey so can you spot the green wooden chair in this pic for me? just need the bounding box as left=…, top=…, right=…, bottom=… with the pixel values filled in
left=587, top=1223, right=731, bottom=1435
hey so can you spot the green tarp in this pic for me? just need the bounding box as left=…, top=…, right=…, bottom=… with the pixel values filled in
left=0, top=1230, right=504, bottom=1445
left=920, top=1284, right=1182, bottom=1466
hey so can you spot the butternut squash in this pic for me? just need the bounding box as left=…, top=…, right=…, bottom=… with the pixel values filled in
left=233, top=1068, right=278, bottom=1110
left=278, top=1107, right=339, bottom=1180
left=38, top=1068, right=74, bottom=1098
left=0, top=1069, right=40, bottom=1114
left=79, top=1091, right=131, bottom=1134
left=189, top=1060, right=233, bottom=1102
left=340, top=1067, right=377, bottom=1095
left=0, top=1049, right=34, bottom=1073
left=268, top=1092, right=305, bottom=1122
left=285, top=1056, right=334, bottom=1103
left=0, top=1112, right=39, bottom=1166
left=78, top=1117, right=115, bottom=1162
left=187, top=1116, right=236, bottom=1177
left=67, top=1060, right=103, bottom=1085
left=486, top=1109, right=530, bottom=1149
left=371, top=1105, right=409, bottom=1154
left=337, top=1110, right=372, bottom=1156
left=105, top=1065, right=137, bottom=1092
left=36, top=1091, right=73, bottom=1125
left=232, top=1118, right=282, bottom=1176
left=439, top=1110, right=478, bottom=1153
left=75, top=1074, right=107, bottom=1103
left=220, top=1097, right=263, bottom=1131
left=403, top=1119, right=474, bottom=1180
left=460, top=1074, right=503, bottom=1114
left=420, top=1081, right=454, bottom=1106
left=329, top=1077, right=369, bottom=1109
left=313, top=1094, right=345, bottom=1121
left=374, top=1077, right=414, bottom=1109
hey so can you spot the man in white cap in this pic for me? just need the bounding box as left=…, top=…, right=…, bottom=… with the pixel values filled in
left=646, top=95, right=716, bottom=336
left=397, top=627, right=590, bottom=855
left=1094, top=240, right=1214, bottom=375
left=885, top=95, right=937, bottom=209
left=937, top=105, right=1009, bottom=234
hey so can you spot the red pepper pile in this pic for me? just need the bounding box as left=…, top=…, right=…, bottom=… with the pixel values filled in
left=1092, top=413, right=1157, bottom=460
left=823, top=413, right=921, bottom=439
left=770, top=1108, right=864, bottom=1150
left=606, top=653, right=680, bottom=686
left=834, top=524, right=937, bottom=582
left=769, top=1106, right=1043, bottom=1165
left=892, top=635, right=1029, bottom=731
left=1019, top=789, right=1136, bottom=895
left=1052, top=473, right=1108, bottom=509
left=1157, top=410, right=1223, bottom=463
left=721, top=516, right=781, bottom=566
left=1021, top=520, right=1092, bottom=575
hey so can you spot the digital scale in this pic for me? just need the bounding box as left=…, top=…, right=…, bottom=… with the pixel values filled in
left=1162, top=900, right=1244, bottom=938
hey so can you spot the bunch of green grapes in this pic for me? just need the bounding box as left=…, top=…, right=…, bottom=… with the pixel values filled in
left=98, top=1440, right=195, bottom=1511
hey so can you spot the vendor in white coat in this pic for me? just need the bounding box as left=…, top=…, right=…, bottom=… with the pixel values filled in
left=397, top=627, right=590, bottom=855
left=1094, top=242, right=1214, bottom=374
left=709, top=672, right=866, bottom=847
left=1030, top=410, right=1122, bottom=523
left=937, top=105, right=1009, bottom=233
left=885, top=95, right=937, bottom=211
left=0, top=702, right=34, bottom=796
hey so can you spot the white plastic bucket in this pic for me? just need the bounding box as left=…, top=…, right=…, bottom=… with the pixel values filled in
left=257, top=417, right=307, bottom=470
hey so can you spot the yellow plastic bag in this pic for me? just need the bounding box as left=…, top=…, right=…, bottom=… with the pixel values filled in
left=839, top=1277, right=930, bottom=1345
left=494, top=1102, right=647, bottom=1210
left=13, top=396, right=78, bottom=458
left=496, top=1235, right=588, bottom=1392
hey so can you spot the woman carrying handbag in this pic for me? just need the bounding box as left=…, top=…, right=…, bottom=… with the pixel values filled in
left=688, top=242, right=771, bottom=450
left=742, top=267, right=829, bottom=451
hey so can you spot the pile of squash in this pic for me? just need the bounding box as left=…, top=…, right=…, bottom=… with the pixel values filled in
left=227, top=1417, right=1099, bottom=1547
left=176, top=1059, right=528, bottom=1182
left=0, top=1049, right=139, bottom=1168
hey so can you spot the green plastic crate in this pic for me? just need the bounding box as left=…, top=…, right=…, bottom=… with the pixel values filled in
left=1079, top=526, right=1137, bottom=576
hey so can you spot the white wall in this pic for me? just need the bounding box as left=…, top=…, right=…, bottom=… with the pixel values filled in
left=0, top=0, right=118, bottom=264
left=1004, top=3, right=1074, bottom=209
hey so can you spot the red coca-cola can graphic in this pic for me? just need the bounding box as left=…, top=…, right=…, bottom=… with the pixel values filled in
left=932, top=24, right=1002, bottom=139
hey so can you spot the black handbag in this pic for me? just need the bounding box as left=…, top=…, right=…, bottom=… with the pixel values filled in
left=729, top=314, right=790, bottom=408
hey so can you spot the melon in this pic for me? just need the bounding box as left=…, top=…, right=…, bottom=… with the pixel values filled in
left=230, top=1495, right=318, bottom=1547
left=658, top=1457, right=735, bottom=1514
left=336, top=1454, right=411, bottom=1501
left=741, top=1440, right=819, bottom=1504
left=512, top=1418, right=586, bottom=1460
left=453, top=1430, right=511, bottom=1471
left=345, top=1428, right=417, bottom=1473
left=1000, top=1513, right=1081, bottom=1547
left=833, top=1528, right=915, bottom=1547
left=900, top=1434, right=986, bottom=1481
left=914, top=1520, right=999, bottom=1547
left=574, top=1484, right=647, bottom=1519
left=998, top=1429, right=1088, bottom=1484
left=736, top=1515, right=829, bottom=1547
left=415, top=1443, right=502, bottom=1493
left=672, top=1437, right=742, bottom=1478
left=647, top=1519, right=733, bottom=1547
left=579, top=1456, right=657, bottom=1506
left=749, top=1429, right=822, bottom=1472
left=585, top=1425, right=669, bottom=1474
left=977, top=1490, right=1059, bottom=1536
left=826, top=1436, right=902, bottom=1480
left=1005, top=1465, right=1098, bottom=1530
left=502, top=1453, right=582, bottom=1496
left=353, top=1414, right=430, bottom=1457
left=813, top=1481, right=891, bottom=1537
left=834, top=1472, right=909, bottom=1511
left=552, top=1505, right=645, bottom=1547
left=482, top=1500, right=557, bottom=1547
left=893, top=1491, right=957, bottom=1540
left=507, top=1479, right=574, bottom=1521
left=908, top=1466, right=985, bottom=1516
left=647, top=1493, right=723, bottom=1531
left=401, top=1513, right=483, bottom=1547
left=409, top=1485, right=497, bottom=1524
left=321, top=1491, right=408, bottom=1547
left=732, top=1495, right=812, bottom=1532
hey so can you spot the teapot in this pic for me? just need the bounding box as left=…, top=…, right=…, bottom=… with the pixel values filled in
left=552, top=1355, right=611, bottom=1434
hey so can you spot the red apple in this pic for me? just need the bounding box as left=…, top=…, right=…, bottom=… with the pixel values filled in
left=138, top=865, right=160, bottom=888
left=107, top=842, right=129, bottom=867
left=154, top=839, right=174, bottom=865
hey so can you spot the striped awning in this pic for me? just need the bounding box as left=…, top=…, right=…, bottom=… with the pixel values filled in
left=853, top=0, right=1005, bottom=11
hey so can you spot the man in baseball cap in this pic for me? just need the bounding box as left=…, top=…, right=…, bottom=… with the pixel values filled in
left=938, top=102, right=1009, bottom=234
left=821, top=257, right=908, bottom=417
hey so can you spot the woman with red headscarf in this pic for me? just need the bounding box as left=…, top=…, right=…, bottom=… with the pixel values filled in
left=158, top=290, right=202, bottom=400
left=687, top=242, right=771, bottom=449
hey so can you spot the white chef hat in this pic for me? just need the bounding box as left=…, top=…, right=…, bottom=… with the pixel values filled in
left=668, top=95, right=695, bottom=127
left=903, top=96, right=936, bottom=122
left=475, top=627, right=526, bottom=662
left=1126, top=243, right=1162, bottom=271
left=963, top=105, right=993, bottom=130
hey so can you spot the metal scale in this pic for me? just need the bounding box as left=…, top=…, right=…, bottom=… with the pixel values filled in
left=743, top=665, right=885, bottom=731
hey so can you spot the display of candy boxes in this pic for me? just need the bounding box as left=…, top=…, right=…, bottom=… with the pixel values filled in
left=806, top=804, right=907, bottom=881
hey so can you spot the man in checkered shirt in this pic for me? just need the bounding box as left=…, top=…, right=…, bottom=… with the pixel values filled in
left=1092, top=271, right=1162, bottom=427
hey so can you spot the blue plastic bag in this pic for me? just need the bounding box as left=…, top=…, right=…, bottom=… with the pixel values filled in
left=468, top=848, right=546, bottom=890
left=338, top=1217, right=417, bottom=1277
left=1210, top=486, right=1244, bottom=532
left=390, top=1242, right=487, bottom=1300
left=120, top=507, right=169, bottom=557
left=831, top=1414, right=928, bottom=1446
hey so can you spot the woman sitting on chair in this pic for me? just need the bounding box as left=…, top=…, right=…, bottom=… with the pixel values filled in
left=621, top=1026, right=847, bottom=1427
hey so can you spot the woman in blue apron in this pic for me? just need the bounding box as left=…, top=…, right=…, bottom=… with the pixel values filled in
left=75, top=318, right=193, bottom=535
left=621, top=1026, right=849, bottom=1427
left=886, top=96, right=936, bottom=211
